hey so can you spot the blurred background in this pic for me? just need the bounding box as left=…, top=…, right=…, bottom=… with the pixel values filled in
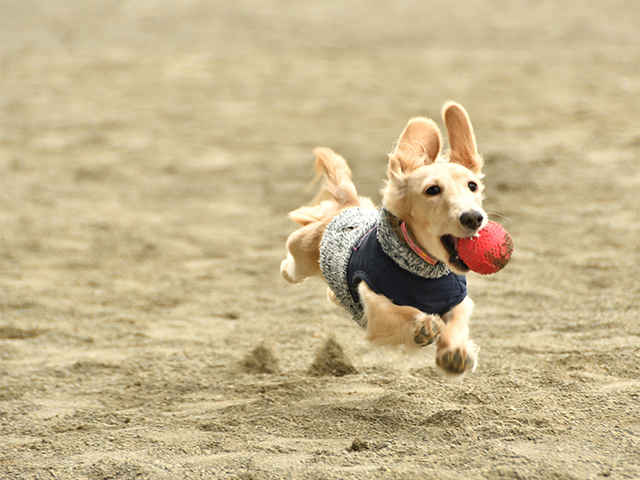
left=1, top=1, right=639, bottom=479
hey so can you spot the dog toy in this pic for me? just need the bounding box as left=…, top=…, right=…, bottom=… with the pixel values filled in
left=457, top=221, right=513, bottom=275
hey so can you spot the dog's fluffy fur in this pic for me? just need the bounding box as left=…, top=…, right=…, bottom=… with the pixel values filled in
left=281, top=102, right=487, bottom=374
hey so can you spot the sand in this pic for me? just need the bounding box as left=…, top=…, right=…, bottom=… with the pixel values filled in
left=1, top=1, right=639, bottom=478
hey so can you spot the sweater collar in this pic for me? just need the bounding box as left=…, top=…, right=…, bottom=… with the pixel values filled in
left=400, top=220, right=439, bottom=265
left=377, top=209, right=450, bottom=279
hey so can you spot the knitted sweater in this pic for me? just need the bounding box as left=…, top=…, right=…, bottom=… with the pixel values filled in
left=319, top=207, right=467, bottom=327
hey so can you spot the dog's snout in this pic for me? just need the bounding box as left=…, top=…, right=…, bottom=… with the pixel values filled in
left=460, top=210, right=484, bottom=230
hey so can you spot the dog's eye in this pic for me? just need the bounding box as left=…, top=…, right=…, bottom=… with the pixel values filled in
left=468, top=181, right=478, bottom=192
left=424, top=185, right=441, bottom=196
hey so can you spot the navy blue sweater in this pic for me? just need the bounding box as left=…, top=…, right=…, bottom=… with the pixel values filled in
left=347, top=226, right=467, bottom=316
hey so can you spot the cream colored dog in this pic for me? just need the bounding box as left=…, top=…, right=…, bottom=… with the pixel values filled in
left=281, top=102, right=487, bottom=374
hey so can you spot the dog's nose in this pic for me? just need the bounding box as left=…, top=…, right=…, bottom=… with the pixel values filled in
left=460, top=210, right=485, bottom=230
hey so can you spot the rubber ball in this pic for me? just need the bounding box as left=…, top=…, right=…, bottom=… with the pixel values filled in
left=457, top=221, right=514, bottom=275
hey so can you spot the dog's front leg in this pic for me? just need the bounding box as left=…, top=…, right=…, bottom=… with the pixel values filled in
left=436, top=297, right=478, bottom=374
left=358, top=282, right=444, bottom=349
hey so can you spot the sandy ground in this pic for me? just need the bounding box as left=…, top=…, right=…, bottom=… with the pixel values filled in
left=1, top=1, right=639, bottom=479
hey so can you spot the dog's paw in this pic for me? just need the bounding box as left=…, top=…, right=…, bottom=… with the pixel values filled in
left=280, top=256, right=301, bottom=283
left=436, top=340, right=478, bottom=374
left=280, top=259, right=294, bottom=282
left=413, top=314, right=444, bottom=347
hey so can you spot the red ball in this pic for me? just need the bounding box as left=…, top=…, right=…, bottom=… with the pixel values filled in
left=457, top=221, right=514, bottom=275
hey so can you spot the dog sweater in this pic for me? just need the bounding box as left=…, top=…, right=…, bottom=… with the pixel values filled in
left=319, top=207, right=467, bottom=327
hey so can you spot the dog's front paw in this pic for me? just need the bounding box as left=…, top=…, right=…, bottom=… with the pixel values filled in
left=413, top=314, right=444, bottom=347
left=436, top=340, right=478, bottom=374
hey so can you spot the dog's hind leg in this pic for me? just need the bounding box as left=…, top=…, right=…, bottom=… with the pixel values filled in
left=280, top=220, right=325, bottom=283
left=282, top=147, right=359, bottom=284
left=326, top=287, right=340, bottom=306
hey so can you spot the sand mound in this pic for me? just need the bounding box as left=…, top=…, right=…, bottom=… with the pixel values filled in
left=347, top=438, right=370, bottom=452
left=241, top=343, right=280, bottom=374
left=308, top=337, right=358, bottom=377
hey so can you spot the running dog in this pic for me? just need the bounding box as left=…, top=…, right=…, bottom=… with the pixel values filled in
left=280, top=102, right=487, bottom=374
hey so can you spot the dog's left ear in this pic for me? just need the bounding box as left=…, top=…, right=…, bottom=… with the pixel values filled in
left=442, top=102, right=483, bottom=173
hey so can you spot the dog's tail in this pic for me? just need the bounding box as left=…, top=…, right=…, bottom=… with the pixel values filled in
left=288, top=147, right=360, bottom=225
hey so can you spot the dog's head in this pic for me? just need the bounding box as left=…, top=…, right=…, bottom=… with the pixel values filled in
left=382, top=102, right=486, bottom=274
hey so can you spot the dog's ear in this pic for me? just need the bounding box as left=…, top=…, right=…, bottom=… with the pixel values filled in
left=442, top=101, right=483, bottom=173
left=388, top=117, right=442, bottom=178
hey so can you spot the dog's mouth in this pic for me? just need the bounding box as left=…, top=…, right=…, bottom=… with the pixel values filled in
left=440, top=235, right=469, bottom=272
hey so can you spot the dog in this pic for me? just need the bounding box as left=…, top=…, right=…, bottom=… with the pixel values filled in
left=280, top=102, right=487, bottom=374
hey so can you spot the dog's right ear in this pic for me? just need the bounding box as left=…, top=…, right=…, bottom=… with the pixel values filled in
left=388, top=117, right=442, bottom=180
